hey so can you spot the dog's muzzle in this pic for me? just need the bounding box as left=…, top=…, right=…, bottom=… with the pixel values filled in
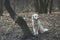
left=34, top=18, right=39, bottom=21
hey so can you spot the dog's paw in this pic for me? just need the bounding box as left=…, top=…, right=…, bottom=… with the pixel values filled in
left=33, top=32, right=38, bottom=35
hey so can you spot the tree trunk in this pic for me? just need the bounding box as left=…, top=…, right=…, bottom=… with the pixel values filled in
left=39, top=0, right=43, bottom=13
left=34, top=0, right=39, bottom=12
left=0, top=0, right=3, bottom=16
left=39, top=0, right=49, bottom=13
left=58, top=0, right=60, bottom=11
left=43, top=0, right=49, bottom=13
left=4, top=0, right=33, bottom=37
left=49, top=0, right=53, bottom=13
left=15, top=16, right=33, bottom=38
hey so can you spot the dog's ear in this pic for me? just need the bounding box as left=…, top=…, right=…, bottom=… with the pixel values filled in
left=32, top=15, right=34, bottom=25
left=32, top=15, right=34, bottom=21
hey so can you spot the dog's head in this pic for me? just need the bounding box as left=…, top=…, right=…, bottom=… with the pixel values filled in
left=32, top=14, right=39, bottom=21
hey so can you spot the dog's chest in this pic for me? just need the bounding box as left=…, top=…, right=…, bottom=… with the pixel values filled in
left=34, top=20, right=38, bottom=28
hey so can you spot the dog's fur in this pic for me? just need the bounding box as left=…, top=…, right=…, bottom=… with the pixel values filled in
left=32, top=14, right=48, bottom=35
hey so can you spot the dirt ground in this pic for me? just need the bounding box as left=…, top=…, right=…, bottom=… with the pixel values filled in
left=0, top=12, right=60, bottom=40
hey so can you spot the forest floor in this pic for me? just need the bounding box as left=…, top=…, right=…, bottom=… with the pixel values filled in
left=0, top=11, right=60, bottom=40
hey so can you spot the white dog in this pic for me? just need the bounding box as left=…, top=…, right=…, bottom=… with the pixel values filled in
left=32, top=14, right=48, bottom=35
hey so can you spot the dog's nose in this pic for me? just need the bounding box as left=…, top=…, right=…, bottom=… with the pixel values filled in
left=35, top=18, right=39, bottom=21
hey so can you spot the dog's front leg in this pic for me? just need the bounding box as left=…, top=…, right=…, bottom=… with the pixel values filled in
left=32, top=17, right=38, bottom=35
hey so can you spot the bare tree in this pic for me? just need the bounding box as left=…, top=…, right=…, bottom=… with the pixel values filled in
left=38, top=0, right=49, bottom=13
left=49, top=0, right=53, bottom=13
left=0, top=0, right=3, bottom=16
left=34, top=0, right=40, bottom=12
left=43, top=0, right=49, bottom=13
left=0, top=0, right=33, bottom=39
left=39, top=0, right=43, bottom=13
left=57, top=0, right=60, bottom=11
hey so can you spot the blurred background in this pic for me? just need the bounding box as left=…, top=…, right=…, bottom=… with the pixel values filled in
left=0, top=0, right=60, bottom=40
left=1, top=0, right=60, bottom=13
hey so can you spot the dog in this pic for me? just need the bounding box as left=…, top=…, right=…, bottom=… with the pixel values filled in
left=32, top=13, right=48, bottom=35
